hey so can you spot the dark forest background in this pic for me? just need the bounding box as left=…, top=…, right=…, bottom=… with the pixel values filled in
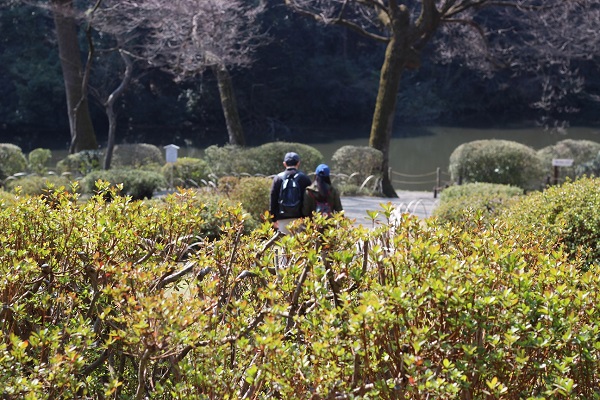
left=1, top=2, right=599, bottom=152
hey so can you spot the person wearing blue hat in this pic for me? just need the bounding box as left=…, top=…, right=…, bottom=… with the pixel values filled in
left=302, top=163, right=343, bottom=218
left=269, top=151, right=312, bottom=234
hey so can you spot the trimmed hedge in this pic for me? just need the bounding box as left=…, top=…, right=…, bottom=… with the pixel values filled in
left=228, top=176, right=272, bottom=221
left=501, top=176, right=600, bottom=268
left=0, top=143, right=27, bottom=180
left=56, top=150, right=102, bottom=176
left=538, top=139, right=600, bottom=181
left=111, top=143, right=165, bottom=169
left=204, top=142, right=323, bottom=177
left=433, top=182, right=523, bottom=225
left=332, top=145, right=383, bottom=187
left=161, top=156, right=211, bottom=188
left=449, top=139, right=545, bottom=190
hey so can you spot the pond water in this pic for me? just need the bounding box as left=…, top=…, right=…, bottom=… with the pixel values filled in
left=306, top=125, right=600, bottom=191
left=49, top=124, right=600, bottom=192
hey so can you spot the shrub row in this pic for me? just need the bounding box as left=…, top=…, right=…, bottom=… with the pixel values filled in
left=449, top=138, right=600, bottom=190
left=1, top=182, right=599, bottom=398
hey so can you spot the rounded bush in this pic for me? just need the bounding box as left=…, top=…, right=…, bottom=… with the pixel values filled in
left=229, top=176, right=272, bottom=221
left=0, top=189, right=16, bottom=208
left=577, top=151, right=600, bottom=177
left=449, top=139, right=544, bottom=190
left=56, top=150, right=102, bottom=176
left=433, top=182, right=523, bottom=225
left=161, top=157, right=210, bottom=188
left=82, top=168, right=167, bottom=200
left=501, top=177, right=600, bottom=268
left=4, top=174, right=74, bottom=196
left=245, top=142, right=324, bottom=176
left=217, top=175, right=241, bottom=197
left=331, top=145, right=383, bottom=186
left=538, top=139, right=600, bottom=181
left=203, top=145, right=259, bottom=176
left=27, top=148, right=52, bottom=175
left=0, top=143, right=27, bottom=180
left=204, top=142, right=323, bottom=177
left=111, top=143, right=165, bottom=169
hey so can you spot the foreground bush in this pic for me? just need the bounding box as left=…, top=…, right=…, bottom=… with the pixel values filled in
left=1, top=185, right=599, bottom=397
left=449, top=139, right=545, bottom=190
left=501, top=176, right=600, bottom=268
left=433, top=182, right=523, bottom=225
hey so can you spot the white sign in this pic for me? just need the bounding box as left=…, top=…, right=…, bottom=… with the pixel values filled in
left=164, top=144, right=180, bottom=163
left=552, top=158, right=574, bottom=167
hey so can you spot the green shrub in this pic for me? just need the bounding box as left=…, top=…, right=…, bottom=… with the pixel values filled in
left=3, top=174, right=74, bottom=196
left=501, top=176, right=600, bottom=268
left=56, top=150, right=102, bottom=176
left=27, top=148, right=52, bottom=175
left=449, top=139, right=545, bottom=190
left=229, top=176, right=272, bottom=221
left=217, top=175, right=241, bottom=197
left=205, top=142, right=324, bottom=177
left=1, top=191, right=599, bottom=397
left=111, top=143, right=165, bottom=169
left=576, top=151, right=600, bottom=177
left=203, top=144, right=259, bottom=175
left=538, top=139, right=600, bottom=181
left=161, top=157, right=211, bottom=188
left=82, top=168, right=167, bottom=200
left=245, top=142, right=324, bottom=176
left=0, top=143, right=27, bottom=180
left=433, top=182, right=523, bottom=225
left=0, top=189, right=16, bottom=208
left=331, top=145, right=383, bottom=186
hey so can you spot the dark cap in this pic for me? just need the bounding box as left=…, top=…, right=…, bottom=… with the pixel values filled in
left=284, top=152, right=300, bottom=165
left=315, top=164, right=330, bottom=177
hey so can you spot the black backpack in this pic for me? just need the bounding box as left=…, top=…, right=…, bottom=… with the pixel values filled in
left=278, top=172, right=302, bottom=218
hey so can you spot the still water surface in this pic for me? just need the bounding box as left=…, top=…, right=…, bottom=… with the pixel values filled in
left=308, top=125, right=600, bottom=191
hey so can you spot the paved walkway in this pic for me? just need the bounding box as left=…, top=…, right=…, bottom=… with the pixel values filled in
left=341, top=191, right=439, bottom=227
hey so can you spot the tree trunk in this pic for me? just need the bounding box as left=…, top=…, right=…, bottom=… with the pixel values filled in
left=213, top=64, right=246, bottom=146
left=369, top=36, right=405, bottom=198
left=52, top=0, right=97, bottom=153
left=104, top=51, right=133, bottom=170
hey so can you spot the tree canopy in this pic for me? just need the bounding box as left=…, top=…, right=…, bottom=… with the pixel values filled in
left=0, top=1, right=598, bottom=155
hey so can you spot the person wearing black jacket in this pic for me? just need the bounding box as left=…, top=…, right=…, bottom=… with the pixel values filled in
left=269, top=152, right=311, bottom=235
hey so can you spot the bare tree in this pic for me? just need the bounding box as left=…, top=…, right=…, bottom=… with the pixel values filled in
left=125, top=0, right=268, bottom=147
left=285, top=0, right=598, bottom=197
left=84, top=0, right=139, bottom=169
